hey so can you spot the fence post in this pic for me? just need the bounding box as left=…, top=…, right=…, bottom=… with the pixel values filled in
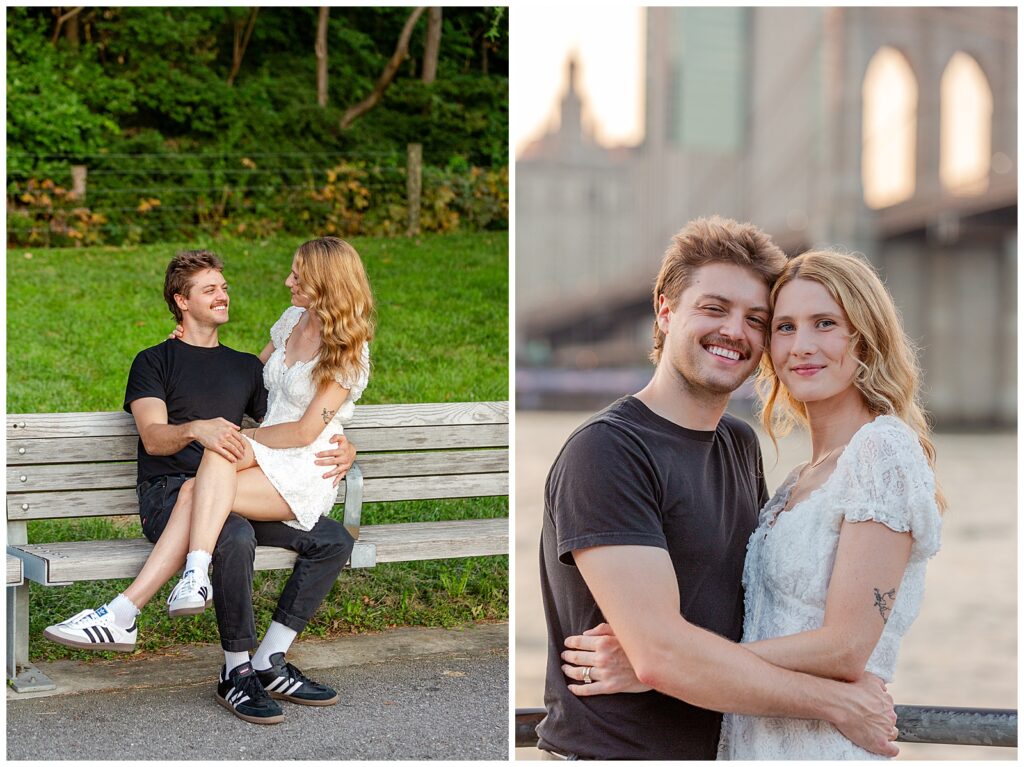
left=70, top=165, right=87, bottom=201
left=406, top=143, right=422, bottom=236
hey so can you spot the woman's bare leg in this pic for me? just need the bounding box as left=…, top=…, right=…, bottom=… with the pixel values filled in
left=123, top=479, right=195, bottom=608
left=228, top=466, right=296, bottom=522
left=188, top=441, right=258, bottom=554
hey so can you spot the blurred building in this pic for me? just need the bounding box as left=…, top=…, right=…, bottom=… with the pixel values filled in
left=517, top=7, right=1017, bottom=426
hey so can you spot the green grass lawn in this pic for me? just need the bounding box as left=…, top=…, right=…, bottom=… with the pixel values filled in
left=7, top=231, right=509, bottom=661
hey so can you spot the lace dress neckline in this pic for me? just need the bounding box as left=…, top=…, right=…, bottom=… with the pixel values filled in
left=765, top=415, right=900, bottom=530
left=278, top=307, right=320, bottom=371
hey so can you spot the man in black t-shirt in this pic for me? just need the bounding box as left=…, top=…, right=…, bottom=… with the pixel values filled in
left=44, top=250, right=356, bottom=725
left=538, top=217, right=899, bottom=758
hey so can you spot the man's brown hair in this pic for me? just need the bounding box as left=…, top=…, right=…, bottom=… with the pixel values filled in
left=164, top=250, right=224, bottom=322
left=650, top=216, right=787, bottom=364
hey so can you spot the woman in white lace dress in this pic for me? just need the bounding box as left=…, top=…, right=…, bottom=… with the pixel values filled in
left=164, top=237, right=374, bottom=609
left=561, top=250, right=944, bottom=759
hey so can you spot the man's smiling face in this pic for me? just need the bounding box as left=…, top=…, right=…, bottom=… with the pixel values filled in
left=657, top=262, right=770, bottom=397
left=178, top=268, right=230, bottom=327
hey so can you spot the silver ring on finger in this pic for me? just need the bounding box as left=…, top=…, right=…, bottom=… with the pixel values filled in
left=583, top=666, right=593, bottom=684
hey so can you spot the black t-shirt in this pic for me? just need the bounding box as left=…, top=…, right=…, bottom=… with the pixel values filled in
left=537, top=396, right=768, bottom=760
left=123, top=339, right=268, bottom=485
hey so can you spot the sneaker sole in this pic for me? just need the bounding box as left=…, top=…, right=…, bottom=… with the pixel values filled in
left=43, top=628, right=135, bottom=652
left=216, top=694, right=284, bottom=725
left=167, top=598, right=213, bottom=617
left=269, top=690, right=340, bottom=706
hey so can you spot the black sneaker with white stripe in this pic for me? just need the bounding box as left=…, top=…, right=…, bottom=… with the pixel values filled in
left=216, top=662, right=284, bottom=725
left=256, top=652, right=339, bottom=706
left=43, top=607, right=137, bottom=652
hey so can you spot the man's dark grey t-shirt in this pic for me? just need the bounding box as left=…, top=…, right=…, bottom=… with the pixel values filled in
left=537, top=396, right=768, bottom=760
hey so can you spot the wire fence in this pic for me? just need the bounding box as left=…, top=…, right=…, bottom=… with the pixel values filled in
left=7, top=146, right=508, bottom=247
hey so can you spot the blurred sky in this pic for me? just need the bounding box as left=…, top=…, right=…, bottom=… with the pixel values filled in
left=511, top=6, right=645, bottom=156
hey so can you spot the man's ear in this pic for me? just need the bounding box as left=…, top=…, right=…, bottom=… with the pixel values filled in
left=655, top=294, right=673, bottom=334
left=174, top=293, right=189, bottom=314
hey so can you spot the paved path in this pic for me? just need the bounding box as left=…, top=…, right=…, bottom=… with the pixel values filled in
left=7, top=624, right=508, bottom=761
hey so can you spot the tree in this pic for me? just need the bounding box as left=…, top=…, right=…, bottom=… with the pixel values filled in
left=422, top=7, right=441, bottom=84
left=339, top=6, right=425, bottom=130
left=51, top=6, right=83, bottom=47
left=316, top=7, right=329, bottom=107
left=226, top=7, right=258, bottom=86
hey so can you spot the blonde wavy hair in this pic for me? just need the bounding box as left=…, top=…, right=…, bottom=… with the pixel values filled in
left=755, top=250, right=947, bottom=513
left=292, top=236, right=375, bottom=392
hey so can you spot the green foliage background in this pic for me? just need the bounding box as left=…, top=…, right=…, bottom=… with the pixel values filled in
left=7, top=7, right=508, bottom=246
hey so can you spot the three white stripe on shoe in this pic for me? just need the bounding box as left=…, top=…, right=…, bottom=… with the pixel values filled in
left=225, top=686, right=251, bottom=707
left=265, top=676, right=303, bottom=696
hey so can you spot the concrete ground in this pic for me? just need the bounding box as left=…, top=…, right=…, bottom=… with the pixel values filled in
left=7, top=623, right=509, bottom=761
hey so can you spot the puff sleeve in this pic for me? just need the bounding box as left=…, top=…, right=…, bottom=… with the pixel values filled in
left=833, top=417, right=942, bottom=563
left=269, top=306, right=304, bottom=350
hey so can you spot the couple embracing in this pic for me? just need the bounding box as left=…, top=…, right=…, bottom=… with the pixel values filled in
left=45, top=237, right=374, bottom=725
left=539, top=217, right=943, bottom=759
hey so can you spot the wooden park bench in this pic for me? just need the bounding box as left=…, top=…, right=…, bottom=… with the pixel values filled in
left=7, top=401, right=508, bottom=692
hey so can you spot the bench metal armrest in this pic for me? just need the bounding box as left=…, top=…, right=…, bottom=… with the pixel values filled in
left=342, top=461, right=364, bottom=538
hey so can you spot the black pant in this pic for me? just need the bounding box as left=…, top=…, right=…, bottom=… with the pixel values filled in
left=212, top=513, right=354, bottom=651
left=138, top=476, right=355, bottom=651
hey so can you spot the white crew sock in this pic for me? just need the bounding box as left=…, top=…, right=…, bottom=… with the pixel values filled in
left=184, top=549, right=212, bottom=577
left=104, top=593, right=140, bottom=630
left=252, top=622, right=299, bottom=671
left=225, top=651, right=250, bottom=674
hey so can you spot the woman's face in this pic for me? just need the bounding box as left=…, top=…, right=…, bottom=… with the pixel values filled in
left=770, top=278, right=860, bottom=405
left=285, top=255, right=310, bottom=308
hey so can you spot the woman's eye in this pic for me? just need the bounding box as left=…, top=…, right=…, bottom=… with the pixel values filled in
left=817, top=319, right=835, bottom=329
left=775, top=322, right=793, bottom=333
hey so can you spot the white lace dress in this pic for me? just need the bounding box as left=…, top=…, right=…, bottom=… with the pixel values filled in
left=243, top=306, right=369, bottom=531
left=718, top=416, right=942, bottom=760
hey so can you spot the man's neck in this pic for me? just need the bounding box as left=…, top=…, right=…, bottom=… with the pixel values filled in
left=178, top=323, right=220, bottom=348
left=635, top=364, right=730, bottom=432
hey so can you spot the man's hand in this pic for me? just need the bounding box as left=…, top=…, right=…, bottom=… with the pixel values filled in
left=314, top=433, right=356, bottom=487
left=561, top=622, right=653, bottom=696
left=190, top=418, right=246, bottom=462
left=831, top=673, right=899, bottom=757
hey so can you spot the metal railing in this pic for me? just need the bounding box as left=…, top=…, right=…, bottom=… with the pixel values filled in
left=515, top=705, right=1018, bottom=750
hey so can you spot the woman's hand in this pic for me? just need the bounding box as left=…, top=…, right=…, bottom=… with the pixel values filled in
left=167, top=324, right=184, bottom=340
left=561, top=622, right=652, bottom=696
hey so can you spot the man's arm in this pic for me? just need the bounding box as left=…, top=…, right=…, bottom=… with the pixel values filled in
left=314, top=434, right=356, bottom=487
left=130, top=397, right=247, bottom=462
left=574, top=545, right=898, bottom=756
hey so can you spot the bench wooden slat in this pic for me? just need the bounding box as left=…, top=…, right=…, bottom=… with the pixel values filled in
left=7, top=402, right=508, bottom=439
left=7, top=554, right=23, bottom=586
left=9, top=436, right=137, bottom=465
left=8, top=423, right=509, bottom=465
left=10, top=518, right=508, bottom=583
left=8, top=449, right=510, bottom=492
left=8, top=473, right=509, bottom=521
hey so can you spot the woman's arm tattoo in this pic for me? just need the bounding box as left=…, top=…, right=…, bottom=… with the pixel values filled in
left=321, top=408, right=336, bottom=424
left=873, top=587, right=897, bottom=624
